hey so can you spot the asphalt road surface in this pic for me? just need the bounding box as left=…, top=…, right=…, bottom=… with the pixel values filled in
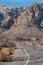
left=17, top=42, right=43, bottom=65
left=0, top=41, right=43, bottom=65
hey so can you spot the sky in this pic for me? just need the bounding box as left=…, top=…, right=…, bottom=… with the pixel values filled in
left=0, top=0, right=43, bottom=7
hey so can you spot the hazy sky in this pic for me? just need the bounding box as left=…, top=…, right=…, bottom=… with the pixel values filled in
left=0, top=0, right=43, bottom=7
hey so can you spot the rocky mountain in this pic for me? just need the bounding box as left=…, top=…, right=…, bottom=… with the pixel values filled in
left=0, top=4, right=43, bottom=45
left=5, top=4, right=43, bottom=38
left=0, top=6, right=26, bottom=30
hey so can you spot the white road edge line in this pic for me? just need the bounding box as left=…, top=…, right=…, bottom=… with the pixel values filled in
left=17, top=43, right=30, bottom=65
left=20, top=45, right=30, bottom=65
left=23, top=48, right=30, bottom=65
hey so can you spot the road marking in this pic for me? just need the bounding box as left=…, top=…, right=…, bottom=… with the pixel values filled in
left=19, top=45, right=30, bottom=65
left=16, top=43, right=30, bottom=65
left=23, top=48, right=30, bottom=65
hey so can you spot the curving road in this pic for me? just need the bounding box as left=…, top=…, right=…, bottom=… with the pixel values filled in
left=0, top=41, right=43, bottom=65
left=17, top=42, right=43, bottom=65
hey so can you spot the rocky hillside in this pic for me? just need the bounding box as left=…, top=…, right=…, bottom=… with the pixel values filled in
left=0, top=6, right=26, bottom=30
left=0, top=4, right=43, bottom=45
left=6, top=4, right=43, bottom=38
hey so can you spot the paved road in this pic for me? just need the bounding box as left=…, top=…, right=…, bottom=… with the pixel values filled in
left=0, top=41, right=43, bottom=65
left=17, top=42, right=43, bottom=65
left=0, top=43, right=27, bottom=65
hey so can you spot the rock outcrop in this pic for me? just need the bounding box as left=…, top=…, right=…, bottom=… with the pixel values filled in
left=0, top=6, right=25, bottom=30
left=6, top=4, right=43, bottom=40
left=0, top=4, right=43, bottom=45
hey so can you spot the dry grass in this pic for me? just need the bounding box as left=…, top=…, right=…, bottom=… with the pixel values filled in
left=0, top=47, right=16, bottom=61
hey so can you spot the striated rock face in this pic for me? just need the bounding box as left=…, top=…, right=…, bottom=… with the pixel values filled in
left=0, top=4, right=43, bottom=40
left=5, top=4, right=43, bottom=40
left=0, top=6, right=25, bottom=30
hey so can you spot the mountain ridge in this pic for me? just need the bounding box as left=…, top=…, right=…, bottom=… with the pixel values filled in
left=0, top=4, right=43, bottom=40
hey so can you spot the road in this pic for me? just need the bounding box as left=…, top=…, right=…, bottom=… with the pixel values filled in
left=0, top=41, right=43, bottom=65
left=17, top=42, right=43, bottom=65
